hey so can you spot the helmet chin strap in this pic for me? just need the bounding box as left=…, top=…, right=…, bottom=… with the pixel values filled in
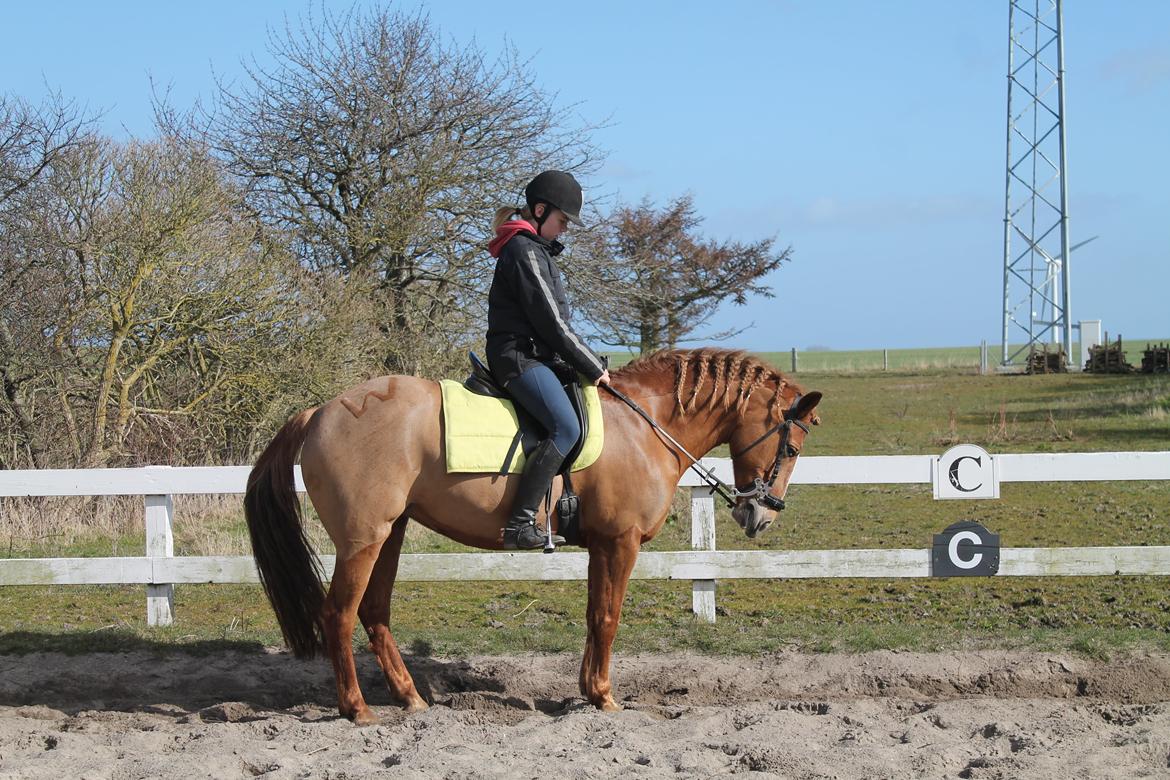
left=528, top=202, right=564, bottom=255
left=533, top=202, right=551, bottom=235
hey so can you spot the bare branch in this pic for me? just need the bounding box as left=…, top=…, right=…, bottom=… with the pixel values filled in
left=574, top=194, right=792, bottom=353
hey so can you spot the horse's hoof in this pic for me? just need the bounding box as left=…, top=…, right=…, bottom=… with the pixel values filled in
left=404, top=698, right=429, bottom=714
left=350, top=707, right=379, bottom=726
left=599, top=700, right=623, bottom=713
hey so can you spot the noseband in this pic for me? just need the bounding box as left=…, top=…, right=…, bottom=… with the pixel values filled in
left=729, top=394, right=811, bottom=512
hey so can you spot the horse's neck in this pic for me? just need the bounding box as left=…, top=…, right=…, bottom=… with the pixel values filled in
left=641, top=392, right=735, bottom=460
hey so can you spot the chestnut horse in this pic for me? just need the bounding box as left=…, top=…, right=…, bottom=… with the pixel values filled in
left=244, top=348, right=821, bottom=724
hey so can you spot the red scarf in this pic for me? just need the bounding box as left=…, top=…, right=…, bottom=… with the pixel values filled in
left=488, top=219, right=537, bottom=258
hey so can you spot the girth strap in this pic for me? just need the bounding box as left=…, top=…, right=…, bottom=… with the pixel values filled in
left=500, top=430, right=524, bottom=476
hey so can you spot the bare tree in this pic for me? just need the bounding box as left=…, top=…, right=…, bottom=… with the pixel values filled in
left=2, top=132, right=374, bottom=468
left=0, top=91, right=91, bottom=205
left=579, top=195, right=791, bottom=354
left=1, top=10, right=612, bottom=467
left=0, top=91, right=93, bottom=468
left=189, top=6, right=602, bottom=375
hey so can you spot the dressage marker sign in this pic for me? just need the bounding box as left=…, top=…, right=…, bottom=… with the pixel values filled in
left=931, top=520, right=1001, bottom=577
left=933, top=444, right=999, bottom=499
left=930, top=446, right=1001, bottom=575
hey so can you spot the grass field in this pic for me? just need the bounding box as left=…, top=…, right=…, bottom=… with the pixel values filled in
left=604, top=337, right=1169, bottom=373
left=1, top=365, right=1167, bottom=658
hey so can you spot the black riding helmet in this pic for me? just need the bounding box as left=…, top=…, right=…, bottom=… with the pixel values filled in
left=524, top=170, right=584, bottom=230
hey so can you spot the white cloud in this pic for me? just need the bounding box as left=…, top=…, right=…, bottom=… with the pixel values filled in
left=786, top=193, right=999, bottom=231
left=1099, top=44, right=1170, bottom=94
left=600, top=159, right=652, bottom=181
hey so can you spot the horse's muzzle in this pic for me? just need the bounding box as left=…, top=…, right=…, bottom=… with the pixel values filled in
left=733, top=500, right=779, bottom=539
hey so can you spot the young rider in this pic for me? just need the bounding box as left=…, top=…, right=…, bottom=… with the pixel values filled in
left=486, top=170, right=611, bottom=549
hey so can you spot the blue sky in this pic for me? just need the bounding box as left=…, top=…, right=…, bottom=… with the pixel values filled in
left=4, top=1, right=1167, bottom=351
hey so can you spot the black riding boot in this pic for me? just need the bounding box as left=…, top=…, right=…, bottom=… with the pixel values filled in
left=503, top=439, right=568, bottom=550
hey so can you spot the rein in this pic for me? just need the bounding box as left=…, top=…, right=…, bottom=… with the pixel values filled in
left=602, top=383, right=808, bottom=512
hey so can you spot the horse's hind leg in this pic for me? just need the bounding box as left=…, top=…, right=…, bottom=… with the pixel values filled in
left=358, top=517, right=428, bottom=712
left=322, top=537, right=386, bottom=725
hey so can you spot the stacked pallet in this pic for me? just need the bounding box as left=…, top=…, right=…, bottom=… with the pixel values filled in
left=1141, top=343, right=1170, bottom=374
left=1084, top=333, right=1133, bottom=374
left=1027, top=344, right=1068, bottom=374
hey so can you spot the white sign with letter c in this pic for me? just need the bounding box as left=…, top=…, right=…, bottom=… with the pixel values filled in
left=933, top=444, right=999, bottom=500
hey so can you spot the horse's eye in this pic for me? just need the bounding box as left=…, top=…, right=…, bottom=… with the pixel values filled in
left=785, top=445, right=800, bottom=458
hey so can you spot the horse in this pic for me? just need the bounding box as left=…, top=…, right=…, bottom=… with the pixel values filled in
left=243, top=348, right=822, bottom=725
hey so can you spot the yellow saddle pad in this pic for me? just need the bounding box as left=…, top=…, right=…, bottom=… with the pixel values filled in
left=439, top=379, right=604, bottom=474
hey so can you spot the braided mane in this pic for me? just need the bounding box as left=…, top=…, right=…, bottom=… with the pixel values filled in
left=616, top=348, right=795, bottom=419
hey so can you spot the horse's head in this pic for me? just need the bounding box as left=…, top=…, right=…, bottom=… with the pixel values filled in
left=728, top=387, right=822, bottom=538
left=615, top=348, right=823, bottom=539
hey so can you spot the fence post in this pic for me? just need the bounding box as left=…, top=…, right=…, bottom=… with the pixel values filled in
left=145, top=493, right=175, bottom=626
left=790, top=348, right=798, bottom=373
left=883, top=349, right=889, bottom=371
left=690, top=486, right=716, bottom=623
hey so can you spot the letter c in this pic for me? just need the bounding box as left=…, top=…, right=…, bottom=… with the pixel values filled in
left=948, top=531, right=984, bottom=569
left=948, top=455, right=983, bottom=493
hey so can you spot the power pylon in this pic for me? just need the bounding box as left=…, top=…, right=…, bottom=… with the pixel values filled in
left=1001, top=0, right=1072, bottom=366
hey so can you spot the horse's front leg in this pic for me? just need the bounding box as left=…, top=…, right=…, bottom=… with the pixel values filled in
left=580, top=528, right=640, bottom=711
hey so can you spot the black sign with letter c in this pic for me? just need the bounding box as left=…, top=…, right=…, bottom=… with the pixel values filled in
left=931, top=520, right=1000, bottom=577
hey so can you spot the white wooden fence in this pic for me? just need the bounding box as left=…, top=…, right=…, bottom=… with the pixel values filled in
left=1, top=451, right=1167, bottom=626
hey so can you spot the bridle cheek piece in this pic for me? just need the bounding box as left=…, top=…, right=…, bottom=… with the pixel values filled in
left=729, top=395, right=811, bottom=512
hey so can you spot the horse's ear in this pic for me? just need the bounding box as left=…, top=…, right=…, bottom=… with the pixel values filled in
left=786, top=391, right=823, bottom=424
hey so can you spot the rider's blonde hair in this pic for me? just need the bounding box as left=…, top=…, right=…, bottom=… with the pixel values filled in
left=491, top=205, right=535, bottom=232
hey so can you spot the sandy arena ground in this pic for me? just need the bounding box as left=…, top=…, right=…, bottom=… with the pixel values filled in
left=1, top=649, right=1168, bottom=779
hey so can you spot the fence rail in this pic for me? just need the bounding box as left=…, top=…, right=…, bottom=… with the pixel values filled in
left=4, top=451, right=1166, bottom=496
left=7, top=545, right=1170, bottom=585
left=1, top=451, right=1167, bottom=626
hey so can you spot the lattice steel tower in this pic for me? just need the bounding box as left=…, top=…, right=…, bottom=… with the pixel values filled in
left=1001, top=0, right=1071, bottom=366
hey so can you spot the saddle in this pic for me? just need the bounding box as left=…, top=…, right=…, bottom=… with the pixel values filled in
left=463, top=353, right=591, bottom=468
left=460, top=352, right=591, bottom=546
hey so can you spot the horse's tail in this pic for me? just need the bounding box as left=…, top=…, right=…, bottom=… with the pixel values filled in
left=244, top=407, right=326, bottom=659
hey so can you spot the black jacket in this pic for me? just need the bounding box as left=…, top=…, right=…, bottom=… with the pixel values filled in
left=486, top=231, right=606, bottom=386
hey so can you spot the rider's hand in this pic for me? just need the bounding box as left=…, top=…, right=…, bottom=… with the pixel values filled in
left=596, top=370, right=611, bottom=386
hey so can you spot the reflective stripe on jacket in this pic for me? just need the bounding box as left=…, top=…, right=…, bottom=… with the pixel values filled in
left=486, top=231, right=606, bottom=386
